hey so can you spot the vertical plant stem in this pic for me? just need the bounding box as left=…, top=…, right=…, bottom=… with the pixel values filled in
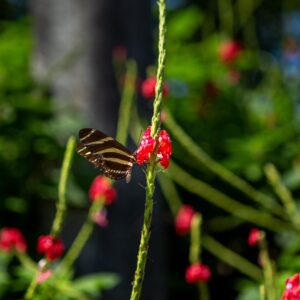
left=259, top=232, right=276, bottom=300
left=218, top=0, right=234, bottom=36
left=130, top=0, right=167, bottom=299
left=260, top=285, right=266, bottom=300
left=24, top=137, right=75, bottom=299
left=189, top=214, right=202, bottom=264
left=116, top=60, right=137, bottom=144
left=198, top=282, right=210, bottom=300
left=130, top=162, right=156, bottom=300
left=51, top=136, right=76, bottom=237
left=150, top=0, right=166, bottom=138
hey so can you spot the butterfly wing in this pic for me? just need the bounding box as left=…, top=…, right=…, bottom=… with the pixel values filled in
left=77, top=128, right=135, bottom=181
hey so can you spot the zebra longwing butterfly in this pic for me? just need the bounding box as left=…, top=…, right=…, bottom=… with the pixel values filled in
left=77, top=128, right=136, bottom=182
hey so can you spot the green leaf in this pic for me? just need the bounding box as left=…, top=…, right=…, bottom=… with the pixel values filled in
left=74, top=273, right=120, bottom=294
left=168, top=6, right=203, bottom=41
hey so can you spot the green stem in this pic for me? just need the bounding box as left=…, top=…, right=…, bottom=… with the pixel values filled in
left=59, top=200, right=104, bottom=273
left=189, top=214, right=202, bottom=264
left=150, top=0, right=166, bottom=138
left=116, top=60, right=137, bottom=144
left=260, top=285, right=266, bottom=300
left=218, top=0, right=234, bottom=36
left=130, top=162, right=156, bottom=300
left=164, top=110, right=284, bottom=218
left=259, top=232, right=276, bottom=300
left=264, top=163, right=300, bottom=227
left=51, top=136, right=76, bottom=237
left=198, top=282, right=210, bottom=300
left=202, top=235, right=262, bottom=281
left=158, top=174, right=262, bottom=280
left=130, top=0, right=167, bottom=299
left=16, top=252, right=37, bottom=272
left=167, top=162, right=294, bottom=232
left=24, top=137, right=75, bottom=299
left=24, top=273, right=39, bottom=300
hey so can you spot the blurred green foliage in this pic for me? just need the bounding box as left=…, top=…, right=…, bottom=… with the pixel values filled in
left=0, top=20, right=63, bottom=221
left=164, top=3, right=300, bottom=300
left=166, top=6, right=300, bottom=183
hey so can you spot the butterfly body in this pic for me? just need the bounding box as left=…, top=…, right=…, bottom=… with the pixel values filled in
left=77, top=128, right=136, bottom=182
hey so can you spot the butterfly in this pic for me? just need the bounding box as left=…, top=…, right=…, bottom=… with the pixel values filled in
left=77, top=128, right=136, bottom=182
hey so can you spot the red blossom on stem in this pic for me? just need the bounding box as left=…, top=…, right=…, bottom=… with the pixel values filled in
left=175, top=205, right=196, bottom=235
left=282, top=274, right=300, bottom=300
left=136, top=126, right=172, bottom=169
left=185, top=263, right=212, bottom=283
left=219, top=40, right=242, bottom=64
left=37, top=235, right=64, bottom=261
left=141, top=76, right=169, bottom=99
left=0, top=227, right=27, bottom=253
left=89, top=176, right=117, bottom=205
left=248, top=228, right=262, bottom=246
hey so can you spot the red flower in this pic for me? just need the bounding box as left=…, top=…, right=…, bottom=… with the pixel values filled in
left=282, top=274, right=300, bottom=300
left=136, top=126, right=172, bottom=169
left=0, top=227, right=27, bottom=253
left=136, top=127, right=155, bottom=165
left=141, top=76, right=169, bottom=99
left=185, top=263, right=212, bottom=283
left=248, top=228, right=262, bottom=246
left=89, top=176, right=117, bottom=205
left=37, top=235, right=64, bottom=261
left=219, top=40, right=242, bottom=64
left=175, top=205, right=196, bottom=235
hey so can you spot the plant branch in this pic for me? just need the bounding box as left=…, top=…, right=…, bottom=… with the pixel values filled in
left=51, top=136, right=76, bottom=237
left=130, top=0, right=167, bottom=299
left=167, top=162, right=294, bottom=232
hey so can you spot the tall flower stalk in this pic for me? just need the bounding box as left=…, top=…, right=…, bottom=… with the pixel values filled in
left=129, top=1, right=167, bottom=299
left=24, top=136, right=76, bottom=299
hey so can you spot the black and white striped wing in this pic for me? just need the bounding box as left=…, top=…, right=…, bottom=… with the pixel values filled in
left=77, top=128, right=136, bottom=181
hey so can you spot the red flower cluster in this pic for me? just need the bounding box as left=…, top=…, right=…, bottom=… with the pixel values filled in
left=0, top=227, right=27, bottom=253
left=136, top=126, right=172, bottom=169
left=89, top=176, right=117, bottom=205
left=248, top=228, right=262, bottom=246
left=185, top=263, right=212, bottom=284
left=37, top=235, right=64, bottom=261
left=141, top=76, right=169, bottom=99
left=219, top=40, right=242, bottom=64
left=282, top=274, right=300, bottom=300
left=175, top=205, right=196, bottom=235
